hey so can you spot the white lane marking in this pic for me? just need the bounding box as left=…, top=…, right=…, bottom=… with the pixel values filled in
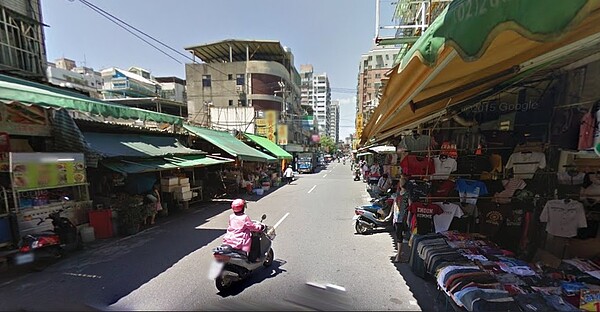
left=273, top=212, right=290, bottom=229
left=323, top=174, right=328, bottom=178
left=308, top=185, right=317, bottom=193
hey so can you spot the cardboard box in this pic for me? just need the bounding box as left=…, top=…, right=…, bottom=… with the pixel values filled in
left=174, top=191, right=193, bottom=201
left=173, top=185, right=191, bottom=193
left=161, top=177, right=179, bottom=186
left=163, top=185, right=178, bottom=192
left=179, top=177, right=190, bottom=185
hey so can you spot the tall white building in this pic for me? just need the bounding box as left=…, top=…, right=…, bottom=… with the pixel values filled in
left=328, top=100, right=340, bottom=143
left=300, top=65, right=331, bottom=137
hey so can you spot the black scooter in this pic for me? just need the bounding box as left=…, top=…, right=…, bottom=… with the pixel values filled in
left=14, top=201, right=82, bottom=270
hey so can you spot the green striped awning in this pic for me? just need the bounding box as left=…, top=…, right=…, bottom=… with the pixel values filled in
left=101, top=155, right=233, bottom=174
left=243, top=133, right=292, bottom=160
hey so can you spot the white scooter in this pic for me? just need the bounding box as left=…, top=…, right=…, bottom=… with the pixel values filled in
left=208, top=214, right=276, bottom=292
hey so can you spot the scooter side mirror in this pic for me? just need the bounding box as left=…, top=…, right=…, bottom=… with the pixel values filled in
left=261, top=214, right=267, bottom=221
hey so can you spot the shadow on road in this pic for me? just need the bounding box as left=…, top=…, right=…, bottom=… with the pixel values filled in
left=387, top=231, right=445, bottom=312
left=0, top=201, right=233, bottom=310
left=217, top=258, right=287, bottom=297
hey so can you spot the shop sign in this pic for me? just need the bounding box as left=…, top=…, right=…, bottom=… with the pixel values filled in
left=264, top=110, right=278, bottom=143
left=580, top=289, right=600, bottom=311
left=312, top=134, right=320, bottom=143
left=10, top=153, right=86, bottom=190
left=255, top=118, right=267, bottom=127
left=277, top=124, right=288, bottom=145
left=256, top=127, right=268, bottom=136
left=0, top=103, right=51, bottom=137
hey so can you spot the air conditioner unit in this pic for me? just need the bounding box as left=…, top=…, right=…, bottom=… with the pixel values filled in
left=235, top=85, right=243, bottom=92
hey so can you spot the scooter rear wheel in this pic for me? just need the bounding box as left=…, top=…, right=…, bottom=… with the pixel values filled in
left=263, top=248, right=274, bottom=267
left=355, top=219, right=369, bottom=235
left=215, top=276, right=233, bottom=292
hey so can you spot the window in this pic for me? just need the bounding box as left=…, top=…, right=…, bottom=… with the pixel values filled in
left=228, top=74, right=233, bottom=80
left=385, top=55, right=389, bottom=60
left=375, top=73, right=381, bottom=78
left=202, top=75, right=211, bottom=87
left=236, top=74, right=244, bottom=86
left=229, top=100, right=233, bottom=106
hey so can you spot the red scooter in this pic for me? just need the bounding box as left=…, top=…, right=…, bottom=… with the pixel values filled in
left=14, top=203, right=82, bottom=270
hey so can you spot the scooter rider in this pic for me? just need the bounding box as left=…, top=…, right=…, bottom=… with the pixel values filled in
left=222, top=199, right=265, bottom=261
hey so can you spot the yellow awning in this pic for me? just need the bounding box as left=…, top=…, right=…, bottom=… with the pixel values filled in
left=362, top=1, right=600, bottom=145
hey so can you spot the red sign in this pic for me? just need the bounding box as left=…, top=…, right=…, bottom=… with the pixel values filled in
left=311, top=134, right=320, bottom=143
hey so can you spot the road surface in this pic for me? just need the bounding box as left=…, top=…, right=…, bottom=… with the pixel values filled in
left=0, top=163, right=422, bottom=311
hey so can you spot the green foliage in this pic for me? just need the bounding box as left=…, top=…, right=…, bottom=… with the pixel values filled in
left=114, top=195, right=146, bottom=228
left=320, top=136, right=337, bottom=153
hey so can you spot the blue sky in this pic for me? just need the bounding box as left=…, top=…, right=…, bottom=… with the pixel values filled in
left=41, top=0, right=395, bottom=140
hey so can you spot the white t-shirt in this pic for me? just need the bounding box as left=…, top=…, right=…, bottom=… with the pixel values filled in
left=540, top=199, right=587, bottom=238
left=433, top=202, right=464, bottom=233
left=432, top=157, right=457, bottom=180
left=505, top=152, right=546, bottom=179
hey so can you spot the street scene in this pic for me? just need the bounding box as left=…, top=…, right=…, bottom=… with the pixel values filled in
left=3, top=0, right=600, bottom=311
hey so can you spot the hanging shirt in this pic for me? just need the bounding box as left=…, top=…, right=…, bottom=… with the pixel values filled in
left=405, top=179, right=432, bottom=201
left=397, top=134, right=433, bottom=152
left=432, top=156, right=458, bottom=180
left=493, top=178, right=527, bottom=204
left=432, top=202, right=464, bottom=233
left=431, top=179, right=456, bottom=197
left=540, top=199, right=587, bottom=238
left=456, top=179, right=489, bottom=205
left=579, top=110, right=595, bottom=150
left=440, top=141, right=458, bottom=159
left=408, top=202, right=443, bottom=235
left=400, top=155, right=435, bottom=176
left=505, top=152, right=546, bottom=179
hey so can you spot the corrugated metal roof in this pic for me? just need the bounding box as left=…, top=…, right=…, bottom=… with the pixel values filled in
left=185, top=39, right=289, bottom=64
left=83, top=132, right=205, bottom=158
left=183, top=124, right=276, bottom=162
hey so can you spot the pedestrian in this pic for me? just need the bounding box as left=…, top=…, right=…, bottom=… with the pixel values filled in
left=145, top=183, right=162, bottom=225
left=283, top=165, right=294, bottom=184
left=361, top=161, right=370, bottom=182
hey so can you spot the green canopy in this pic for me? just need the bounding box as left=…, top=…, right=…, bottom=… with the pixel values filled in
left=243, top=133, right=292, bottom=160
left=0, top=74, right=183, bottom=125
left=183, top=124, right=276, bottom=162
left=398, top=0, right=593, bottom=66
left=101, top=155, right=233, bottom=174
left=82, top=132, right=204, bottom=158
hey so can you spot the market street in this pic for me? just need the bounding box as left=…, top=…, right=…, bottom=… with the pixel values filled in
left=0, top=163, right=422, bottom=311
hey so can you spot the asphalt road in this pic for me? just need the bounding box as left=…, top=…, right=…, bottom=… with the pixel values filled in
left=0, top=163, right=422, bottom=311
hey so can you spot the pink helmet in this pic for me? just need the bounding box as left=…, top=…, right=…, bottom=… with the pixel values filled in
left=231, top=199, right=246, bottom=213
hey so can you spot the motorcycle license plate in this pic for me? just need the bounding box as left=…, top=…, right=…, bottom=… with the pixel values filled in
left=208, top=261, right=224, bottom=280
left=14, top=253, right=34, bottom=265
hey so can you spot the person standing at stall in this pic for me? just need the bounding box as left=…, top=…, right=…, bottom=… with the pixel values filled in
left=146, top=184, right=162, bottom=225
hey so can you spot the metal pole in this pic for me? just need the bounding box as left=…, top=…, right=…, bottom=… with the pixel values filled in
left=375, top=0, right=380, bottom=40
left=246, top=44, right=250, bottom=107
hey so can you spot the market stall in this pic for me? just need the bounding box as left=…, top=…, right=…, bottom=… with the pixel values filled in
left=6, top=153, right=91, bottom=239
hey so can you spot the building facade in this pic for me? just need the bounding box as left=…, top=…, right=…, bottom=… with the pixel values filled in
left=299, top=65, right=331, bottom=138
left=328, top=100, right=340, bottom=143
left=46, top=58, right=103, bottom=97
left=101, top=67, right=187, bottom=117
left=356, top=46, right=400, bottom=138
left=185, top=39, right=305, bottom=146
left=0, top=0, right=47, bottom=80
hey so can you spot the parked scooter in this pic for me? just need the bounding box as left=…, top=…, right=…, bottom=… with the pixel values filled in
left=353, top=190, right=394, bottom=234
left=14, top=198, right=82, bottom=270
left=209, top=214, right=276, bottom=292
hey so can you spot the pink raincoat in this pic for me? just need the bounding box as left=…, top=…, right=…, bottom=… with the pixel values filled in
left=222, top=214, right=263, bottom=254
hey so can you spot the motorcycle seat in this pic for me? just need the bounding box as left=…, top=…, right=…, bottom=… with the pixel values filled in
left=214, top=244, right=247, bottom=258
